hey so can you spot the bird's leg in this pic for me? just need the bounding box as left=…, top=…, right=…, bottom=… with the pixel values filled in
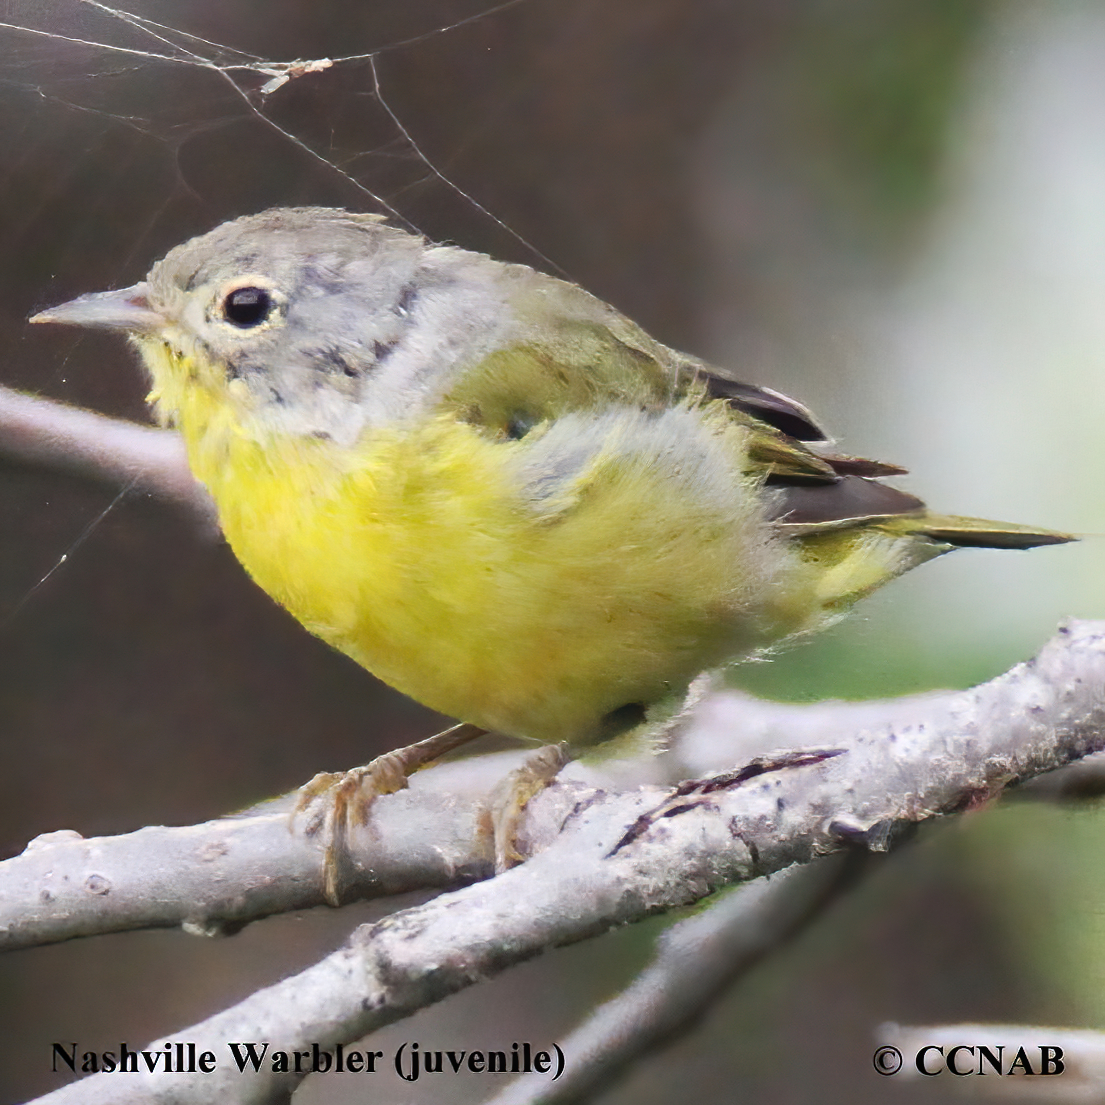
left=485, top=742, right=573, bottom=873
left=295, top=722, right=488, bottom=905
left=483, top=688, right=708, bottom=874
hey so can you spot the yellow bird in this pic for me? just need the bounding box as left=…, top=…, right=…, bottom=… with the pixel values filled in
left=32, top=207, right=1073, bottom=888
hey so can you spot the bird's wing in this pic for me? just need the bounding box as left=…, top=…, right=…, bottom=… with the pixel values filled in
left=691, top=369, right=828, bottom=441
left=440, top=309, right=931, bottom=528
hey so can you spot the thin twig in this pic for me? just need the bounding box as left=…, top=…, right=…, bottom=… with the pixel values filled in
left=0, top=385, right=215, bottom=525
left=485, top=853, right=866, bottom=1105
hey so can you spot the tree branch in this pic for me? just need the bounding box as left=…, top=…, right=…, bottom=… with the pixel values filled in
left=19, top=619, right=1105, bottom=1104
left=7, top=620, right=1105, bottom=956
left=484, top=852, right=866, bottom=1105
left=0, top=384, right=215, bottom=524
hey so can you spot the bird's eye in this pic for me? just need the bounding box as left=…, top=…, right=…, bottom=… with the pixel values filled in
left=222, top=286, right=272, bottom=328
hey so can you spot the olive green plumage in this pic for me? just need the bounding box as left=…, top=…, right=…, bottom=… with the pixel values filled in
left=31, top=208, right=1074, bottom=748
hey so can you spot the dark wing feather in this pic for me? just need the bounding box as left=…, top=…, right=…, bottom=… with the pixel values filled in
left=693, top=369, right=922, bottom=522
left=684, top=362, right=1072, bottom=546
left=697, top=371, right=828, bottom=442
left=769, top=476, right=924, bottom=525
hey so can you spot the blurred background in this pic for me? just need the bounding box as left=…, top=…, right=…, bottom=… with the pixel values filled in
left=2, top=0, right=1105, bottom=1101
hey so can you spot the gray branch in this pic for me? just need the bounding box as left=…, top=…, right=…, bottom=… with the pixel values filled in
left=484, top=853, right=864, bottom=1105
left=19, top=619, right=1105, bottom=1104
left=7, top=620, right=1105, bottom=955
left=0, top=777, right=495, bottom=949
left=0, top=384, right=215, bottom=524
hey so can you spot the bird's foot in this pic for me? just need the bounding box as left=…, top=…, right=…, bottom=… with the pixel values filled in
left=294, top=722, right=487, bottom=905
left=485, top=742, right=572, bottom=873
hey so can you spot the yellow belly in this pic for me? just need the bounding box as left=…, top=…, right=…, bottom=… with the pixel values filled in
left=179, top=402, right=784, bottom=745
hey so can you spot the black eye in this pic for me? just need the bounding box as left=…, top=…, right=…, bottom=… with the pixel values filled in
left=223, top=286, right=272, bottom=328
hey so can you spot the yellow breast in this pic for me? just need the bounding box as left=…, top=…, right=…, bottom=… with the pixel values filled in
left=150, top=349, right=789, bottom=744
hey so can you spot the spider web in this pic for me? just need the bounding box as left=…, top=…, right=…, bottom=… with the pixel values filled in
left=0, top=0, right=551, bottom=278
left=5, top=8, right=1095, bottom=1105
left=0, top=0, right=755, bottom=643
left=0, top=11, right=781, bottom=1103
left=0, top=0, right=566, bottom=623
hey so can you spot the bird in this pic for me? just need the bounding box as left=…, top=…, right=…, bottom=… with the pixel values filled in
left=31, top=206, right=1074, bottom=893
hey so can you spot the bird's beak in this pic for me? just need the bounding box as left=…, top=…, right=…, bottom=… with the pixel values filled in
left=29, top=282, right=165, bottom=334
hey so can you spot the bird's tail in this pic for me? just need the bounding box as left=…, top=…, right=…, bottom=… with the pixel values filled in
left=882, top=512, right=1076, bottom=550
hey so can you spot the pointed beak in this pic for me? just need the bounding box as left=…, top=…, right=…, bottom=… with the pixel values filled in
left=29, top=282, right=165, bottom=334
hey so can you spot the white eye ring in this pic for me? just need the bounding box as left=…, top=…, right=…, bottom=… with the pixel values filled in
left=211, top=276, right=285, bottom=332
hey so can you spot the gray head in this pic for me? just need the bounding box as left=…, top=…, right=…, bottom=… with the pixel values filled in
left=32, top=207, right=522, bottom=442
